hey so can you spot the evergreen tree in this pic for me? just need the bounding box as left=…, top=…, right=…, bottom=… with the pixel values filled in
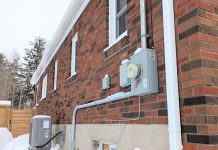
left=22, top=37, right=46, bottom=108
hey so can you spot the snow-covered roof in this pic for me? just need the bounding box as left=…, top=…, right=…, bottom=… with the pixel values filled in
left=0, top=100, right=11, bottom=106
left=31, top=0, right=90, bottom=85
left=32, top=115, right=51, bottom=119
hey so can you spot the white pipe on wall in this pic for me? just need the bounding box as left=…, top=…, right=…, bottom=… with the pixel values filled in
left=140, top=0, right=147, bottom=49
left=162, top=0, right=183, bottom=150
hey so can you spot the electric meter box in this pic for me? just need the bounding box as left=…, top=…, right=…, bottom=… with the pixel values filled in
left=119, top=59, right=131, bottom=87
left=29, top=115, right=52, bottom=150
left=102, top=74, right=110, bottom=90
left=129, top=48, right=158, bottom=96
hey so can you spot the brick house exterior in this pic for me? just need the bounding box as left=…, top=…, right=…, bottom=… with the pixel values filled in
left=32, top=0, right=218, bottom=150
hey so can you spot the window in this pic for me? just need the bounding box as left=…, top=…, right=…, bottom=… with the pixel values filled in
left=93, top=141, right=117, bottom=150
left=110, top=145, right=117, bottom=150
left=36, top=84, right=39, bottom=102
left=41, top=74, right=47, bottom=100
left=71, top=33, right=78, bottom=76
left=108, top=0, right=128, bottom=46
left=116, top=0, right=127, bottom=37
left=54, top=60, right=58, bottom=90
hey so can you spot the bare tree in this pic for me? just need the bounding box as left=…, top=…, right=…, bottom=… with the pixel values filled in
left=7, top=54, right=23, bottom=108
left=0, top=53, right=11, bottom=100
left=0, top=36, right=46, bottom=109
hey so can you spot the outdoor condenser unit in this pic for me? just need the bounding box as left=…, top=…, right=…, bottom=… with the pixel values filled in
left=29, top=115, right=52, bottom=150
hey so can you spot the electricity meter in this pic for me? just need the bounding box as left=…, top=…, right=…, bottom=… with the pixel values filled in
left=126, top=64, right=142, bottom=79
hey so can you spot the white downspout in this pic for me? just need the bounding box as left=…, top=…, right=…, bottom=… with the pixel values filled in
left=71, top=92, right=133, bottom=150
left=162, top=0, right=183, bottom=150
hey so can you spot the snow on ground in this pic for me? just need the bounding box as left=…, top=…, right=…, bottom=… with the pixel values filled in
left=0, top=128, right=61, bottom=150
left=0, top=128, right=13, bottom=150
left=1, top=134, right=29, bottom=150
left=0, top=100, right=11, bottom=105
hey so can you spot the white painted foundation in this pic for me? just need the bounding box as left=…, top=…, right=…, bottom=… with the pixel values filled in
left=53, top=124, right=169, bottom=150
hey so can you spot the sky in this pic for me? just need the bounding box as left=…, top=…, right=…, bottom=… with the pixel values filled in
left=0, top=0, right=71, bottom=60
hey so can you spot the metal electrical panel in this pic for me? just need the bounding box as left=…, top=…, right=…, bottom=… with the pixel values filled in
left=29, top=115, right=52, bottom=150
left=119, top=59, right=131, bottom=87
left=102, top=74, right=110, bottom=90
left=127, top=48, right=158, bottom=96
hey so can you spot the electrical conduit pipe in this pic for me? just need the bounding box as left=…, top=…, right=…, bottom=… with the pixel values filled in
left=140, top=0, right=147, bottom=49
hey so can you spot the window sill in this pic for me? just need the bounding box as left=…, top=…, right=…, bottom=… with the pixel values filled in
left=51, top=89, right=57, bottom=95
left=103, top=31, right=128, bottom=52
left=33, top=104, right=39, bottom=109
left=40, top=97, right=46, bottom=101
left=52, top=88, right=57, bottom=92
left=67, top=72, right=77, bottom=81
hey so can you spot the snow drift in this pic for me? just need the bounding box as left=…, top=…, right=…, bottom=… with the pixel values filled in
left=0, top=128, right=13, bottom=150
left=0, top=128, right=61, bottom=150
left=1, top=134, right=29, bottom=150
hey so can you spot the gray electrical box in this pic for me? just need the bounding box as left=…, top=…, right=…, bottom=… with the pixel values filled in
left=128, top=48, right=158, bottom=96
left=29, top=115, right=52, bottom=150
left=119, top=59, right=131, bottom=87
left=102, top=74, right=110, bottom=90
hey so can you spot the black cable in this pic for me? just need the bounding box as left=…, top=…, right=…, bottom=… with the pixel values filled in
left=35, top=131, right=62, bottom=149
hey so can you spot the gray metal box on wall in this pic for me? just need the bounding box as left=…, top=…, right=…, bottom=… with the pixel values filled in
left=119, top=59, right=131, bottom=87
left=127, top=48, right=158, bottom=96
left=29, top=115, right=52, bottom=150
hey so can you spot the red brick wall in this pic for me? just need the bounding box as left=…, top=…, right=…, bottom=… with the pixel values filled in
left=175, top=0, right=218, bottom=149
left=34, top=0, right=218, bottom=149
left=36, top=0, right=167, bottom=124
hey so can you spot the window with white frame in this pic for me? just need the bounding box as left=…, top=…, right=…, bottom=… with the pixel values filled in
left=36, top=84, right=39, bottom=102
left=116, top=0, right=127, bottom=37
left=41, top=74, right=47, bottom=100
left=54, top=60, right=58, bottom=90
left=93, top=141, right=117, bottom=150
left=109, top=145, right=117, bottom=150
left=71, top=33, right=78, bottom=76
left=109, top=0, right=128, bottom=46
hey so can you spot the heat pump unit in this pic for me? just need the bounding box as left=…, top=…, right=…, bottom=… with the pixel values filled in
left=29, top=115, right=52, bottom=150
